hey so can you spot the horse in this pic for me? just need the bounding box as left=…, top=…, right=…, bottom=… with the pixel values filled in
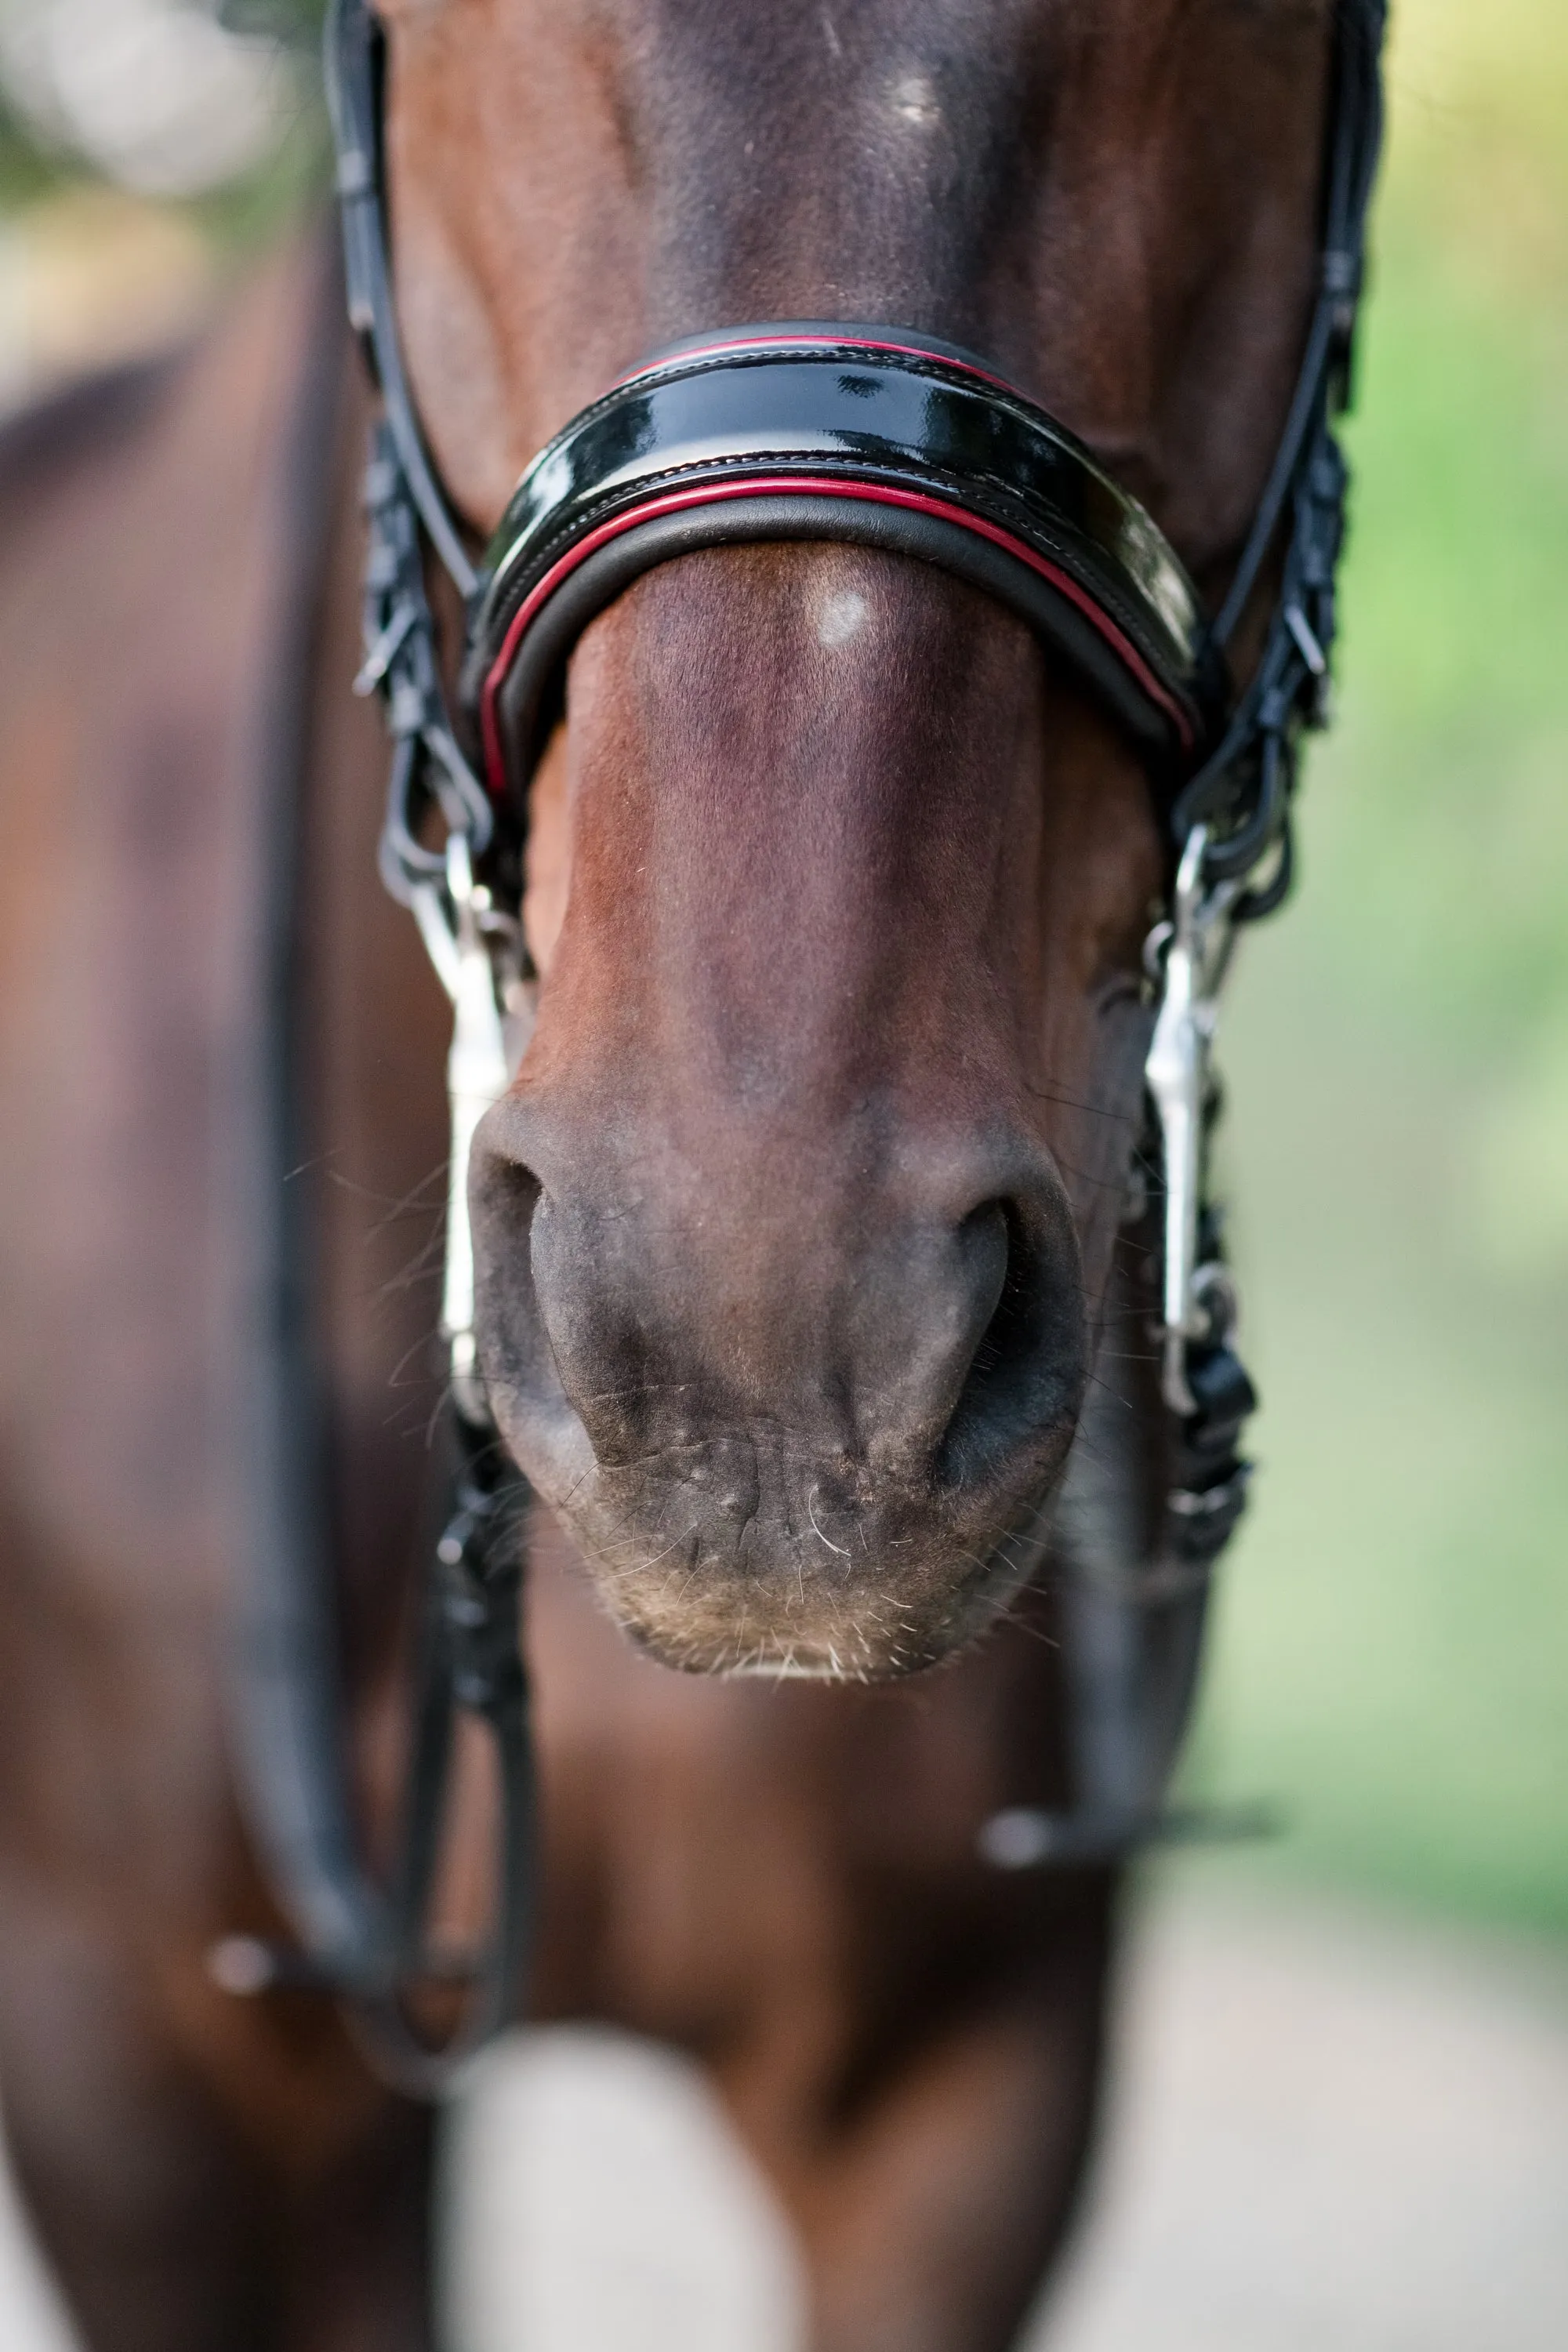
left=0, top=2, right=1381, bottom=2347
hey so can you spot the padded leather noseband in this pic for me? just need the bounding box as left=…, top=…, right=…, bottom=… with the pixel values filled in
left=467, top=327, right=1210, bottom=807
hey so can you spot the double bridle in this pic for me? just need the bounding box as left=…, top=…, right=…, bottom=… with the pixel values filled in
left=215, top=0, right=1387, bottom=2091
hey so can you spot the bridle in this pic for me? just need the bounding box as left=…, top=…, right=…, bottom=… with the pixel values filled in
left=215, top=0, right=1387, bottom=2092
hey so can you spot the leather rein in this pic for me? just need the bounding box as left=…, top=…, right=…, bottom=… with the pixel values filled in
left=212, top=0, right=1387, bottom=2093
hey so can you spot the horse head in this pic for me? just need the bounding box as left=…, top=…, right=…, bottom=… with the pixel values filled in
left=376, top=0, right=1337, bottom=1678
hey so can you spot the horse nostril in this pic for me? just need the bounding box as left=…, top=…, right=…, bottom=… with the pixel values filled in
left=937, top=1197, right=1084, bottom=1490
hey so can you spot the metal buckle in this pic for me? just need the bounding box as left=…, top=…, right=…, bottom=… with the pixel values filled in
left=410, top=833, right=531, bottom=1427
left=1143, top=825, right=1241, bottom=1416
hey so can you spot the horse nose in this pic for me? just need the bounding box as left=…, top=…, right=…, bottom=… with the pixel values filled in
left=471, top=1098, right=1086, bottom=1497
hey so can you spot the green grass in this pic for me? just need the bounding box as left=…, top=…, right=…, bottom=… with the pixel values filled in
left=1189, top=905, right=1568, bottom=1929
left=1182, top=0, right=1568, bottom=1931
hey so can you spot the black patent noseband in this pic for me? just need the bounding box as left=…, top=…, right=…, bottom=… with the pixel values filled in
left=468, top=326, right=1209, bottom=800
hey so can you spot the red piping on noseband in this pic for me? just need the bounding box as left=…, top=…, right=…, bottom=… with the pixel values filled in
left=479, top=475, right=1197, bottom=794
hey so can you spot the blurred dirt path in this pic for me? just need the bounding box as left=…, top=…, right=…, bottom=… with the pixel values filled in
left=1041, top=1878, right=1568, bottom=2352
left=4, top=1879, right=1566, bottom=2350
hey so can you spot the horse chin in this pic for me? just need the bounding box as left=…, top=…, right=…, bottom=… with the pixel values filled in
left=542, top=1475, right=1062, bottom=1685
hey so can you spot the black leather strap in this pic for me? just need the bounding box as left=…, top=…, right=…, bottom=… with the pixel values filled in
left=214, top=227, right=536, bottom=2100
left=325, top=0, right=493, bottom=905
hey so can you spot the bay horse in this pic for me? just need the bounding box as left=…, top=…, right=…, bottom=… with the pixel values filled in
left=0, top=2, right=1381, bottom=2347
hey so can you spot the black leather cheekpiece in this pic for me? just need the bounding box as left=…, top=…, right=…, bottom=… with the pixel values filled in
left=466, top=326, right=1209, bottom=805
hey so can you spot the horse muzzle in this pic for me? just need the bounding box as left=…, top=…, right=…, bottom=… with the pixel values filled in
left=470, top=1087, right=1087, bottom=1679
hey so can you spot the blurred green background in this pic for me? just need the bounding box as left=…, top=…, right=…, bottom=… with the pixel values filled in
left=1, top=1, right=1563, bottom=1934
left=1195, top=0, right=1568, bottom=1933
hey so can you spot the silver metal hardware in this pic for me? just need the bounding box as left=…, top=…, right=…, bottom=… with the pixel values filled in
left=1143, top=826, right=1241, bottom=1416
left=410, top=833, right=531, bottom=1428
